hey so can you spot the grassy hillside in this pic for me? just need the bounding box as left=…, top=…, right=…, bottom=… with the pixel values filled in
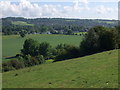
left=3, top=49, right=118, bottom=88
left=2, top=34, right=83, bottom=60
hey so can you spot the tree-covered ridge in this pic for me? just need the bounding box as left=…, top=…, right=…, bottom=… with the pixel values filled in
left=2, top=17, right=117, bottom=27
left=2, top=17, right=118, bottom=35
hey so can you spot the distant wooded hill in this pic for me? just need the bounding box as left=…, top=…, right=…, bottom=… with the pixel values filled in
left=1, top=17, right=118, bottom=35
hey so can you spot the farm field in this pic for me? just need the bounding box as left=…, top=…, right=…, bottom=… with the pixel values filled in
left=3, top=49, right=118, bottom=88
left=2, top=34, right=83, bottom=60
left=12, top=21, right=34, bottom=26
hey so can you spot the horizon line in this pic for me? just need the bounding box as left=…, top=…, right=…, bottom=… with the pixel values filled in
left=1, top=17, right=118, bottom=20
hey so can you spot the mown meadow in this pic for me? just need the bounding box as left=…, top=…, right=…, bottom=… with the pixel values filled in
left=12, top=21, right=34, bottom=26
left=2, top=34, right=83, bottom=60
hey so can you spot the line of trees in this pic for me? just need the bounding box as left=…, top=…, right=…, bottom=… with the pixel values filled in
left=3, top=17, right=118, bottom=36
left=2, top=22, right=85, bottom=35
left=3, top=17, right=117, bottom=29
left=80, top=26, right=119, bottom=56
left=2, top=55, right=45, bottom=72
left=2, top=26, right=120, bottom=72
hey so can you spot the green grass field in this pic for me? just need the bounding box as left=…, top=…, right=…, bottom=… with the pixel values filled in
left=98, top=21, right=116, bottom=24
left=3, top=49, right=118, bottom=88
left=2, top=34, right=83, bottom=60
left=12, top=21, right=34, bottom=26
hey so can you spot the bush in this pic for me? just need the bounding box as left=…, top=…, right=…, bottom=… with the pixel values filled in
left=54, top=44, right=79, bottom=62
left=2, top=58, right=25, bottom=72
left=30, top=57, right=39, bottom=65
left=2, top=62, right=15, bottom=72
left=24, top=55, right=33, bottom=67
left=2, top=66, right=15, bottom=72
left=10, top=59, right=25, bottom=69
left=17, top=56, right=25, bottom=68
left=35, top=55, right=45, bottom=64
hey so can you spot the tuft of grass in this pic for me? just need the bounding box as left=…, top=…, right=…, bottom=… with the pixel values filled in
left=45, top=59, right=54, bottom=64
left=74, top=32, right=87, bottom=35
left=3, top=49, right=118, bottom=88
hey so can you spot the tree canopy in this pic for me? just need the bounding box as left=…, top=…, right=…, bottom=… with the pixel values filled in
left=80, top=26, right=118, bottom=56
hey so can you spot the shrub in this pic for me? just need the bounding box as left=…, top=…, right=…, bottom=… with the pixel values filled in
left=17, top=56, right=25, bottom=68
left=10, top=59, right=25, bottom=69
left=2, top=66, right=15, bottom=72
left=2, top=62, right=15, bottom=72
left=35, top=55, right=45, bottom=64
left=2, top=59, right=25, bottom=72
left=24, top=55, right=33, bottom=67
left=54, top=44, right=79, bottom=62
left=30, top=57, right=39, bottom=65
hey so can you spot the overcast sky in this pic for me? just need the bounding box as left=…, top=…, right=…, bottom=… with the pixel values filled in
left=0, top=0, right=119, bottom=19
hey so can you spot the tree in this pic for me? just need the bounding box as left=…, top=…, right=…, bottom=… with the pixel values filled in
left=19, top=30, right=26, bottom=38
left=38, top=42, right=52, bottom=59
left=80, top=26, right=117, bottom=56
left=114, top=26, right=120, bottom=49
left=56, top=44, right=64, bottom=50
left=66, top=29, right=73, bottom=35
left=41, top=25, right=48, bottom=33
left=21, top=38, right=39, bottom=56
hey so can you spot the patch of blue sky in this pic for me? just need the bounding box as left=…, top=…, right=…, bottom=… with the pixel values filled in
left=32, top=2, right=74, bottom=6
left=88, top=2, right=118, bottom=9
left=10, top=1, right=118, bottom=7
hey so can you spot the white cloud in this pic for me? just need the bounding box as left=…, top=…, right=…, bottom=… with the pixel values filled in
left=0, top=0, right=117, bottom=19
left=95, top=5, right=114, bottom=14
left=4, top=0, right=119, bottom=2
left=0, top=0, right=90, bottom=18
left=73, top=0, right=89, bottom=10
